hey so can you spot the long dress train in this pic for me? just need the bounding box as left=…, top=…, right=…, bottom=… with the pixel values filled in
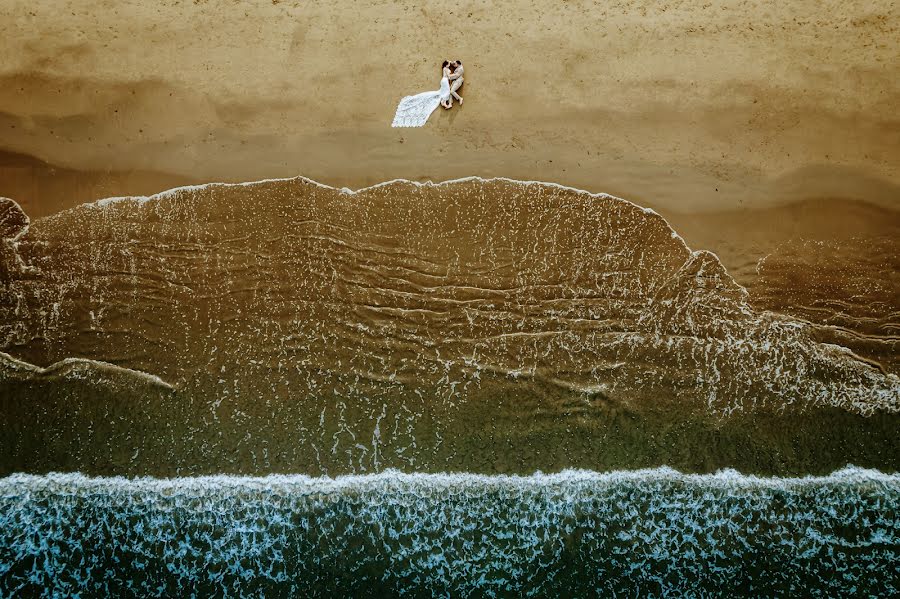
left=391, top=76, right=451, bottom=127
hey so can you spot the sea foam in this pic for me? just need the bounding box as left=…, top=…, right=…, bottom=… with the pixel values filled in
left=1, top=467, right=897, bottom=597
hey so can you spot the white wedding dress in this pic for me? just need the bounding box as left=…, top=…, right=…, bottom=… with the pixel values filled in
left=392, top=76, right=451, bottom=127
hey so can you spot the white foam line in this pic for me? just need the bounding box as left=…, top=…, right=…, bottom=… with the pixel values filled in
left=0, top=350, right=174, bottom=390
left=50, top=174, right=693, bottom=256
left=1, top=466, right=896, bottom=492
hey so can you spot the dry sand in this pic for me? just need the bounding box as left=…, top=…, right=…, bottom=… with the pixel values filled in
left=0, top=0, right=897, bottom=262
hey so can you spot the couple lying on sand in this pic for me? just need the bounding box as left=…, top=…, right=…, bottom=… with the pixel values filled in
left=439, top=60, right=465, bottom=109
left=391, top=59, right=466, bottom=127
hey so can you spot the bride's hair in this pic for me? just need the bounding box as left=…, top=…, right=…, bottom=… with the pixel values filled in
left=442, top=60, right=449, bottom=68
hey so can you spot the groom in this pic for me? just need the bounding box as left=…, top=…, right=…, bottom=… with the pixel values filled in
left=448, top=60, right=464, bottom=105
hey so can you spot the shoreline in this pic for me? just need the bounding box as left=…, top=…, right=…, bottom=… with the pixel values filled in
left=4, top=152, right=897, bottom=296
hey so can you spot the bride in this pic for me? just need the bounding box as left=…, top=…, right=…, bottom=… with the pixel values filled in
left=391, top=60, right=456, bottom=128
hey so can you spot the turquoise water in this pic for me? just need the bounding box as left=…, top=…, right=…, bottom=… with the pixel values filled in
left=1, top=468, right=898, bottom=597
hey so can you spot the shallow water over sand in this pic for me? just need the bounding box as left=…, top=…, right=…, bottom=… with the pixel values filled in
left=0, top=177, right=897, bottom=477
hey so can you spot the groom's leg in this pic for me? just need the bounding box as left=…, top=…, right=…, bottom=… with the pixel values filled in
left=450, top=77, right=464, bottom=102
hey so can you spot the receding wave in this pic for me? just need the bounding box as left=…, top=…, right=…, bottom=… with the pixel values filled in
left=1, top=179, right=898, bottom=476
left=1, top=467, right=896, bottom=597
left=0, top=350, right=173, bottom=389
left=752, top=235, right=900, bottom=374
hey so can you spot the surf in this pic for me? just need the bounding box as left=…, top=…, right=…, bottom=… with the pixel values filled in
left=1, top=466, right=897, bottom=597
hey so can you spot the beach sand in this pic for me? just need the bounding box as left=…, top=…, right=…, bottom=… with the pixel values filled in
left=0, top=0, right=897, bottom=294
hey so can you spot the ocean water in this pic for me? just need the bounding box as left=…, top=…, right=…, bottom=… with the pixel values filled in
left=2, top=468, right=898, bottom=597
left=1, top=177, right=898, bottom=594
